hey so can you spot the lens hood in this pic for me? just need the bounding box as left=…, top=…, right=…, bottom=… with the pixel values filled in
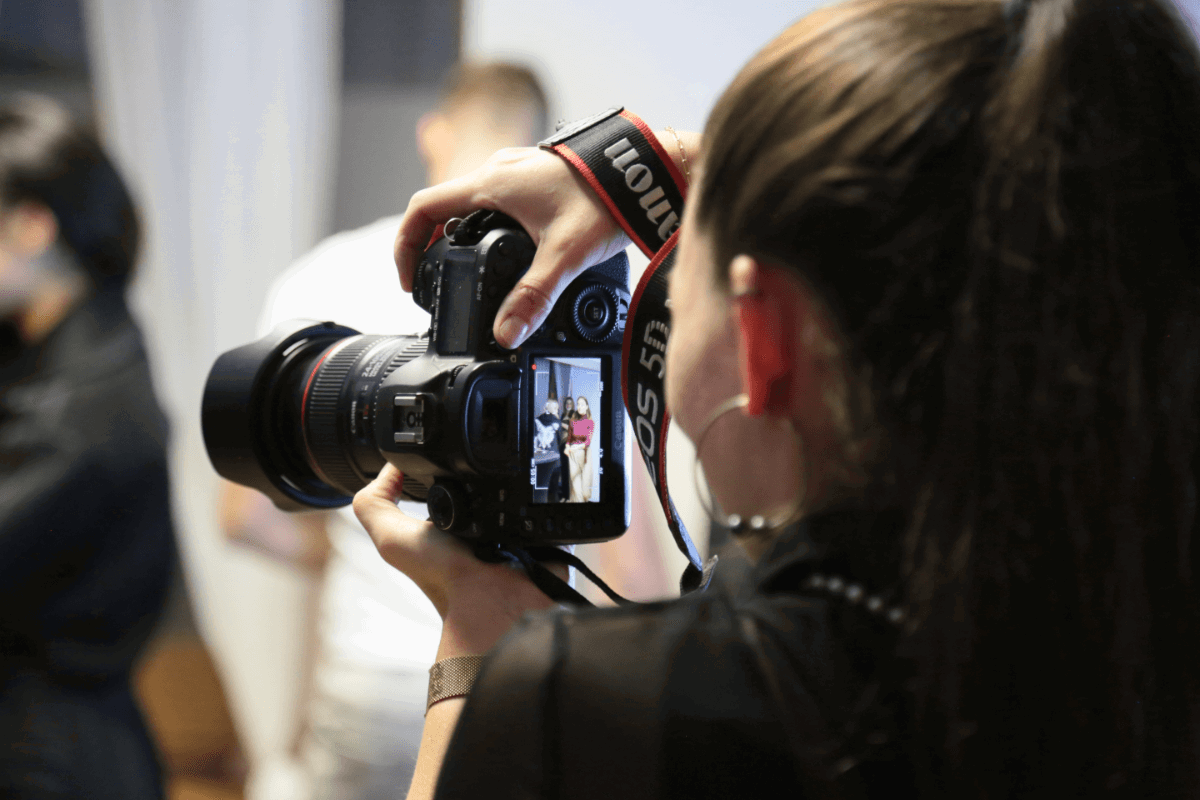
left=202, top=319, right=361, bottom=510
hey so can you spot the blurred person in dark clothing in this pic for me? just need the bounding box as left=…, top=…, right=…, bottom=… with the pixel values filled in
left=0, top=94, right=174, bottom=799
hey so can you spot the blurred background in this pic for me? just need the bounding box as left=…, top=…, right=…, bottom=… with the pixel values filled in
left=2, top=0, right=1197, bottom=798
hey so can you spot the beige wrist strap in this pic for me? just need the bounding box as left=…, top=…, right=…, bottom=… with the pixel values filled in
left=427, top=655, right=486, bottom=714
left=664, top=125, right=691, bottom=183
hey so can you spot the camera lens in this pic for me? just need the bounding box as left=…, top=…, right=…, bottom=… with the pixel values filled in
left=571, top=285, right=620, bottom=342
left=201, top=320, right=427, bottom=509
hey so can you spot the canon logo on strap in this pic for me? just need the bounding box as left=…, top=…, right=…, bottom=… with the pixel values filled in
left=603, top=137, right=679, bottom=243
left=542, top=109, right=712, bottom=594
left=541, top=108, right=688, bottom=259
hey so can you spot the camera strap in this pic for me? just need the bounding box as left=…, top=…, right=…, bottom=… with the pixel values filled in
left=541, top=108, right=717, bottom=596
left=475, top=543, right=639, bottom=607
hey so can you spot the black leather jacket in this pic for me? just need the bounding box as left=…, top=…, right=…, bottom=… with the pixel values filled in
left=0, top=288, right=175, bottom=798
left=434, top=513, right=913, bottom=799
left=0, top=287, right=174, bottom=684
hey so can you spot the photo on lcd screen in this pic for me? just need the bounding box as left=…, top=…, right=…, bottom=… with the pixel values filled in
left=531, top=356, right=601, bottom=503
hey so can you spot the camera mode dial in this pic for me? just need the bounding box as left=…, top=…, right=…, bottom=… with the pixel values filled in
left=571, top=284, right=622, bottom=342
left=413, top=256, right=438, bottom=312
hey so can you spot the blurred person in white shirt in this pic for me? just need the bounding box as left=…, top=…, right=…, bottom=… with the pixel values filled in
left=220, top=61, right=672, bottom=800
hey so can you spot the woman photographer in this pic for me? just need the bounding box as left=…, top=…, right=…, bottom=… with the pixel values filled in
left=359, top=0, right=1200, bottom=796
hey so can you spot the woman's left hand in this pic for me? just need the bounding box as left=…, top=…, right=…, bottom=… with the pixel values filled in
left=353, top=464, right=563, bottom=659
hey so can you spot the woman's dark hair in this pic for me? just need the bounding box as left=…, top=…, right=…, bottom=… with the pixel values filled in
left=697, top=0, right=1200, bottom=795
left=0, top=94, right=140, bottom=287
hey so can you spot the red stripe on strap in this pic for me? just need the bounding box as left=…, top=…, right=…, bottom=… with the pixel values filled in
left=620, top=231, right=679, bottom=411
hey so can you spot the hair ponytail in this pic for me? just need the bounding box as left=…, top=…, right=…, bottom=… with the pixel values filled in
left=978, top=0, right=1200, bottom=268
left=962, top=0, right=1200, bottom=793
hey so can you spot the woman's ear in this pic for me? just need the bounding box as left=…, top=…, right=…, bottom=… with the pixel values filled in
left=730, top=255, right=812, bottom=417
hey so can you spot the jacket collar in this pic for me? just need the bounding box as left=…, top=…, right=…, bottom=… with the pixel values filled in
left=749, top=505, right=907, bottom=597
left=0, top=287, right=135, bottom=389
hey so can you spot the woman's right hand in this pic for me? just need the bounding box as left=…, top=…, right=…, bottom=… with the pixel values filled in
left=393, top=146, right=630, bottom=349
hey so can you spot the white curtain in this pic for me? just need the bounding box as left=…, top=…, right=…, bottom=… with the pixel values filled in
left=84, top=0, right=341, bottom=791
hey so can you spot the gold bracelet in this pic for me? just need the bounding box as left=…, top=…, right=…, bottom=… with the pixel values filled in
left=427, top=654, right=486, bottom=714
left=664, top=125, right=691, bottom=183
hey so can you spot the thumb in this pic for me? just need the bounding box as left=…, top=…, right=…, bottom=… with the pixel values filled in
left=351, top=463, right=406, bottom=533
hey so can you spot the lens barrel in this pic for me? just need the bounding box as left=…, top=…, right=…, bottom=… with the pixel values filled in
left=201, top=319, right=425, bottom=510
left=300, top=334, right=426, bottom=495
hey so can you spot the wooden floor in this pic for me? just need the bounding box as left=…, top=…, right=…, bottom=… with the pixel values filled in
left=169, top=779, right=244, bottom=800
left=134, top=636, right=247, bottom=800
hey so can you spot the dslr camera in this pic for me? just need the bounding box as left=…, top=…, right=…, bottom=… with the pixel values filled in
left=202, top=211, right=632, bottom=545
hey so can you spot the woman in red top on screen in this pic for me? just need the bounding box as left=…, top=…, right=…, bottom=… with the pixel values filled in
left=566, top=396, right=595, bottom=502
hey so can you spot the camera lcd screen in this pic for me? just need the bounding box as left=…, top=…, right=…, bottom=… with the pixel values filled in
left=530, top=356, right=602, bottom=504
left=439, top=251, right=477, bottom=354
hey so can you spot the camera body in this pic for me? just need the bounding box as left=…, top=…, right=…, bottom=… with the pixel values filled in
left=201, top=211, right=632, bottom=545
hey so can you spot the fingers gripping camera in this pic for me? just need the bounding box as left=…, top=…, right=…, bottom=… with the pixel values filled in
left=202, top=211, right=632, bottom=546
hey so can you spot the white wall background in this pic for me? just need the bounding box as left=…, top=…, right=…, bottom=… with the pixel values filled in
left=1179, top=0, right=1200, bottom=37
left=464, top=0, right=830, bottom=133
left=463, top=0, right=834, bottom=575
